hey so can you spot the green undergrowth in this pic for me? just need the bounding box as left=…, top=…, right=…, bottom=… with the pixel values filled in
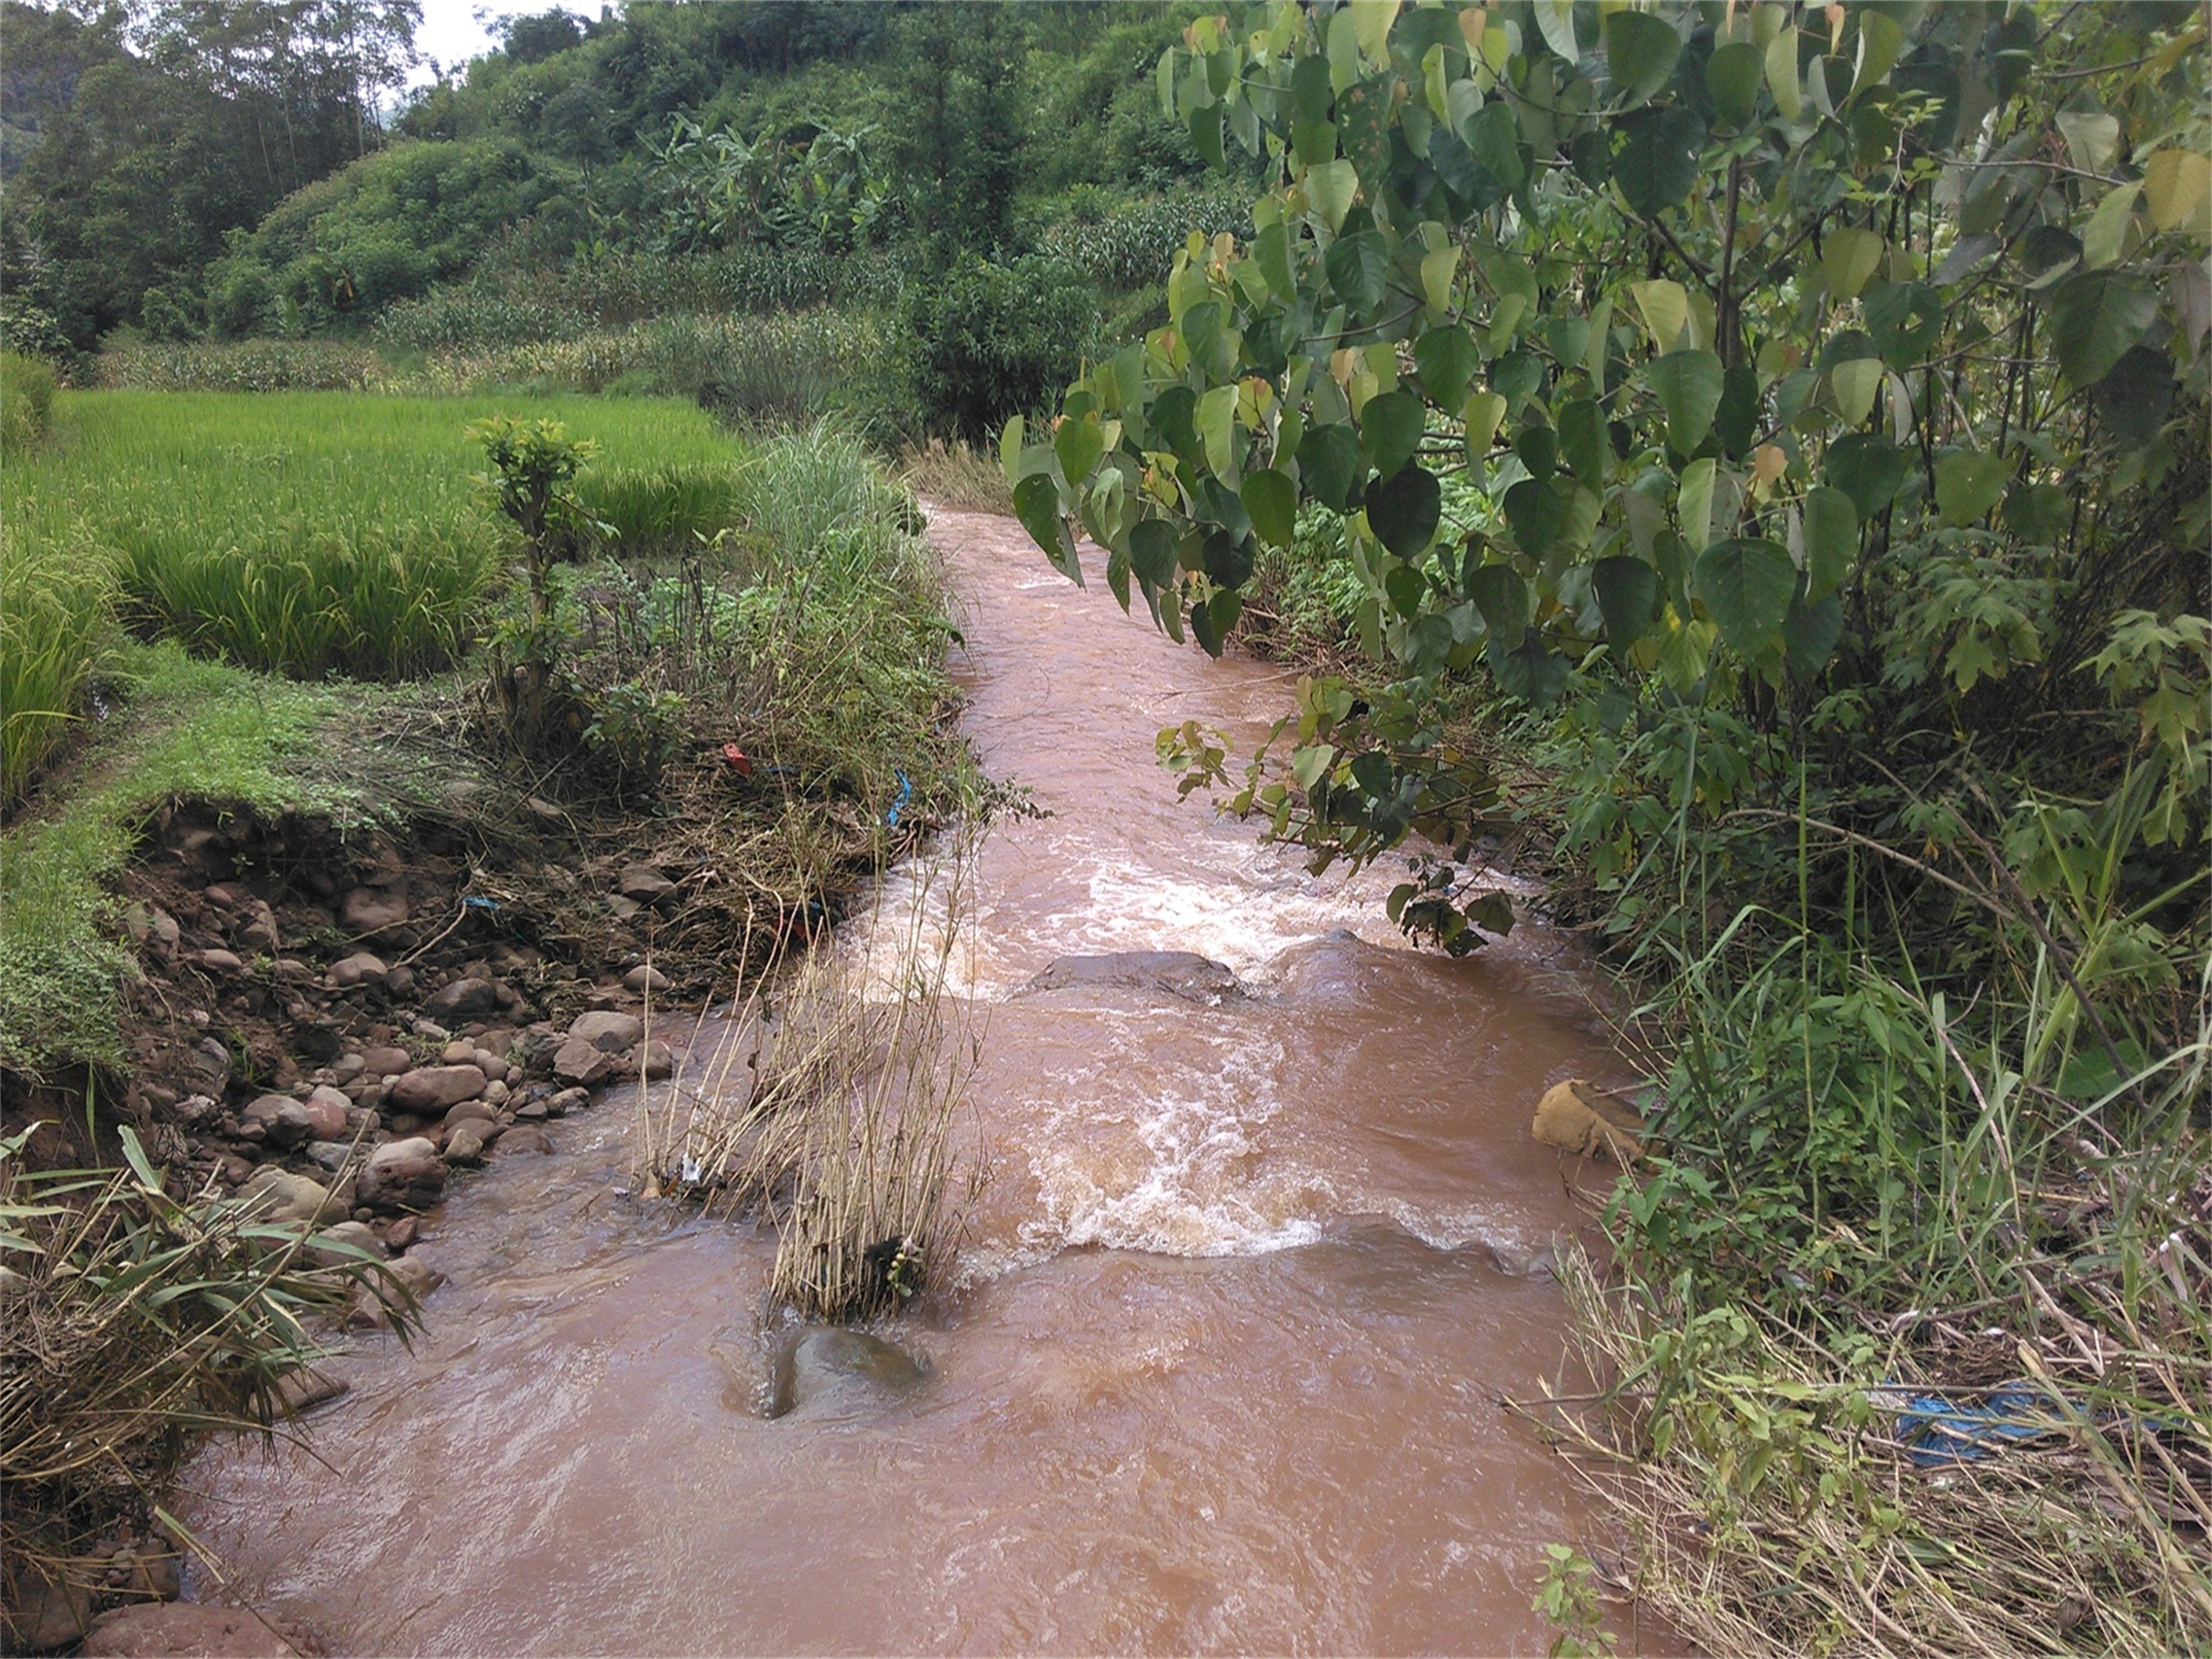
left=0, top=643, right=368, bottom=1076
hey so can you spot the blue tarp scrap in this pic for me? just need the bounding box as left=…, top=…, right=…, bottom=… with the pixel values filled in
left=886, top=770, right=913, bottom=829
left=1877, top=1382, right=2058, bottom=1466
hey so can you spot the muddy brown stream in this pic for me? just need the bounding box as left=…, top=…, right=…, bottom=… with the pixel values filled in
left=188, top=507, right=1656, bottom=1655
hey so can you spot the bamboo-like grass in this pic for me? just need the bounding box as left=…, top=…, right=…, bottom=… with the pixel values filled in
left=1, top=1126, right=414, bottom=1643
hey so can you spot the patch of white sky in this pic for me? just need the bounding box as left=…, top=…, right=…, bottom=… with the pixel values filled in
left=407, top=0, right=593, bottom=88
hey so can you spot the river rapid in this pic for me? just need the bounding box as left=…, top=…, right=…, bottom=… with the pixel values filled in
left=187, top=506, right=1659, bottom=1655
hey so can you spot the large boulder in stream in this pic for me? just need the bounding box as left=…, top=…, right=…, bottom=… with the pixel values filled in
left=767, top=1328, right=929, bottom=1419
left=1019, top=950, right=1244, bottom=1005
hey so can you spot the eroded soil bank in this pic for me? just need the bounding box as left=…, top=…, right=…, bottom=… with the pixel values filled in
left=177, top=508, right=1669, bottom=1655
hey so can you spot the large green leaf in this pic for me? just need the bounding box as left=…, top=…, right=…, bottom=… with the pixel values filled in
left=1604, top=11, right=1681, bottom=107
left=1492, top=629, right=1570, bottom=704
left=1201, top=527, right=1253, bottom=589
left=1054, top=415, right=1104, bottom=489
left=1826, top=433, right=1908, bottom=518
left=1648, top=348, right=1724, bottom=454
left=1802, top=485, right=1859, bottom=602
left=1822, top=228, right=1884, bottom=301
left=1196, top=383, right=1239, bottom=476
left=1782, top=588, right=1844, bottom=680
left=1359, top=390, right=1427, bottom=480
left=2091, top=345, right=2175, bottom=444
left=1014, top=472, right=1081, bottom=585
left=1190, top=588, right=1240, bottom=658
left=1557, top=398, right=1608, bottom=483
left=1365, top=464, right=1442, bottom=559
left=1402, top=612, right=1456, bottom=677
left=1304, top=158, right=1360, bottom=232
left=1254, top=221, right=1296, bottom=304
left=1299, top=422, right=1370, bottom=510
left=1151, top=385, right=1199, bottom=462
left=1326, top=229, right=1390, bottom=313
left=1129, top=518, right=1179, bottom=589
left=1613, top=105, right=1707, bottom=218
left=1934, top=449, right=2011, bottom=528
left=1592, top=556, right=1660, bottom=647
left=1864, top=281, right=1944, bottom=369
left=1705, top=40, right=1764, bottom=127
left=1693, top=537, right=1795, bottom=656
left=1413, top=324, right=1481, bottom=412
left=1468, top=563, right=1530, bottom=642
left=1503, top=475, right=1572, bottom=556
left=1187, top=104, right=1225, bottom=170
left=2047, top=270, right=2160, bottom=387
left=1291, top=52, right=1333, bottom=125
left=1466, top=102, right=1526, bottom=190
left=1240, top=468, right=1298, bottom=550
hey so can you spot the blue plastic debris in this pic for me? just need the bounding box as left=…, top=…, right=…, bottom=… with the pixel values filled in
left=1884, top=1384, right=2056, bottom=1466
left=886, top=769, right=913, bottom=829
left=463, top=896, right=500, bottom=911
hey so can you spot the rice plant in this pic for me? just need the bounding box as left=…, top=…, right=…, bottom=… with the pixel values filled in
left=1, top=350, right=58, bottom=450
left=0, top=510, right=117, bottom=804
left=1, top=390, right=749, bottom=681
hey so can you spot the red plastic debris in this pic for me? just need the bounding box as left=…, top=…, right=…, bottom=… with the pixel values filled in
left=721, top=742, right=753, bottom=778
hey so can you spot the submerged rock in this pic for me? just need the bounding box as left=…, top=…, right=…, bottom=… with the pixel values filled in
left=766, top=1327, right=930, bottom=1419
left=1020, top=950, right=1245, bottom=1004
left=1530, top=1079, right=1645, bottom=1167
left=79, top=1603, right=300, bottom=1657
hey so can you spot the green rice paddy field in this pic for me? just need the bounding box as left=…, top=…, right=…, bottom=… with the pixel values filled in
left=3, top=390, right=748, bottom=799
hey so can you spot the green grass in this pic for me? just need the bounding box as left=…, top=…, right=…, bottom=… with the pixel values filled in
left=0, top=642, right=368, bottom=1075
left=3, top=390, right=748, bottom=682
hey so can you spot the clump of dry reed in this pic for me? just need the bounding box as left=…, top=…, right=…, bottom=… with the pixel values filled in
left=636, top=845, right=982, bottom=1319
left=1, top=1125, right=410, bottom=1642
left=899, top=437, right=1013, bottom=515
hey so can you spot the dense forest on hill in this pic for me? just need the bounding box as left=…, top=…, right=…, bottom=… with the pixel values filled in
left=2, top=0, right=1256, bottom=418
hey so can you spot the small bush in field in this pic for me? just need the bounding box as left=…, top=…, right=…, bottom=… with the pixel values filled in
left=903, top=255, right=1096, bottom=443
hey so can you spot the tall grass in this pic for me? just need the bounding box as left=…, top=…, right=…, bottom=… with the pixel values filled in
left=92, top=338, right=388, bottom=393
left=403, top=309, right=894, bottom=426
left=0, top=512, right=116, bottom=805
left=2, top=391, right=748, bottom=680
left=899, top=437, right=1013, bottom=514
